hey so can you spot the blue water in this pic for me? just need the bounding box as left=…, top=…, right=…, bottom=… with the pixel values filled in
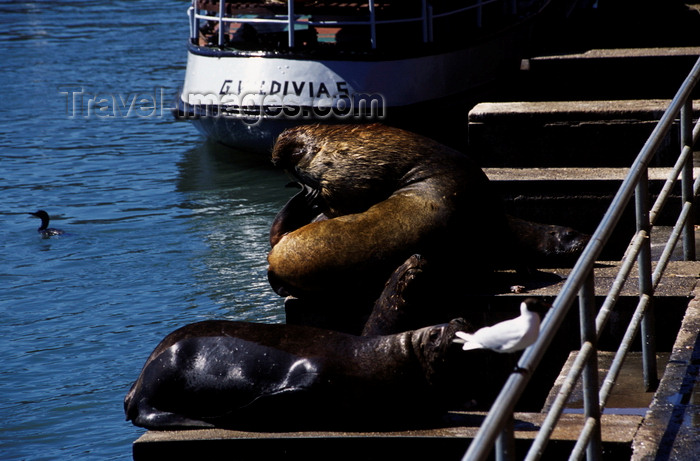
left=0, top=1, right=293, bottom=459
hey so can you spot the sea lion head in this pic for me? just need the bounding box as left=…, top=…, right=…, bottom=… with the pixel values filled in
left=505, top=216, right=591, bottom=266
left=271, top=124, right=433, bottom=217
left=534, top=223, right=590, bottom=261
left=411, top=318, right=471, bottom=384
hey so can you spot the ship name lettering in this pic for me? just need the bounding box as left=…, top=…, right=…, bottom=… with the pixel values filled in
left=220, top=79, right=350, bottom=98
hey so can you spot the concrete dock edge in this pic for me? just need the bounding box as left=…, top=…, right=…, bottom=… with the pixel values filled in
left=631, top=282, right=700, bottom=460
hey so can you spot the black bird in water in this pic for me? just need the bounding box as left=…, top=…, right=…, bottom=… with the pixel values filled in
left=29, top=210, right=65, bottom=238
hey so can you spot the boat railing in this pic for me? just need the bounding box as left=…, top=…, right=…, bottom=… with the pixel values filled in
left=462, top=56, right=700, bottom=461
left=187, top=0, right=525, bottom=50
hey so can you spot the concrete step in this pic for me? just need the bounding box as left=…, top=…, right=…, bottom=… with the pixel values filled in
left=132, top=412, right=642, bottom=461
left=477, top=260, right=699, bottom=353
left=543, top=351, right=672, bottom=415
left=467, top=99, right=700, bottom=167
left=488, top=260, right=698, bottom=301
left=485, top=167, right=699, bottom=259
left=511, top=48, right=700, bottom=102
left=486, top=167, right=697, bottom=233
left=537, top=283, right=700, bottom=461
left=632, top=284, right=700, bottom=460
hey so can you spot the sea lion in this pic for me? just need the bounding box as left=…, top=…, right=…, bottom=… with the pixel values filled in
left=283, top=253, right=465, bottom=335
left=362, top=254, right=431, bottom=336
left=268, top=123, right=508, bottom=300
left=503, top=215, right=590, bottom=271
left=124, top=318, right=470, bottom=430
left=267, top=124, right=589, bottom=330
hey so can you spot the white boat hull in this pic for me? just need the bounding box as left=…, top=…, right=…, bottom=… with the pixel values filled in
left=176, top=7, right=539, bottom=153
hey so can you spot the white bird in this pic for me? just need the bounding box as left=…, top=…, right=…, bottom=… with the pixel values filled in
left=454, top=298, right=550, bottom=353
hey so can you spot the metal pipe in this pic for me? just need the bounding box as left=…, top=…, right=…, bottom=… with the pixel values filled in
left=648, top=109, right=699, bottom=227
left=569, top=417, right=600, bottom=461
left=195, top=0, right=503, bottom=32
left=596, top=231, right=646, bottom=337
left=652, top=179, right=700, bottom=288
left=529, top=223, right=660, bottom=461
left=431, top=0, right=500, bottom=19
left=524, top=342, right=595, bottom=461
left=218, top=0, right=225, bottom=47
left=579, top=272, right=602, bottom=461
left=421, top=0, right=428, bottom=43
left=288, top=0, right=295, bottom=48
left=369, top=0, right=376, bottom=49
left=461, top=287, right=582, bottom=460
left=599, top=295, right=653, bottom=409
left=428, top=4, right=434, bottom=42
left=640, top=299, right=659, bottom=392
left=681, top=100, right=696, bottom=260
left=462, top=56, right=700, bottom=461
left=649, top=144, right=695, bottom=226
left=476, top=0, right=483, bottom=27
left=191, top=1, right=198, bottom=43
left=495, top=413, right=515, bottom=461
left=635, top=169, right=658, bottom=391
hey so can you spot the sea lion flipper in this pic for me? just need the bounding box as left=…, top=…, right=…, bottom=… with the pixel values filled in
left=362, top=254, right=427, bottom=336
left=270, top=185, right=325, bottom=247
left=129, top=400, right=215, bottom=430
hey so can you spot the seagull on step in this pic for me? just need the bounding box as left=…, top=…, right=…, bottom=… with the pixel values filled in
left=454, top=298, right=551, bottom=353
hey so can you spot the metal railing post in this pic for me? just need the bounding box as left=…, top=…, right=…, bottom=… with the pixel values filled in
left=192, top=0, right=198, bottom=43
left=681, top=99, right=696, bottom=261
left=368, top=1, right=377, bottom=49
left=421, top=0, right=428, bottom=43
left=457, top=55, right=700, bottom=461
left=495, top=413, right=515, bottom=461
left=288, top=0, right=295, bottom=48
left=476, top=0, right=483, bottom=27
left=218, top=0, right=226, bottom=46
left=636, top=169, right=659, bottom=391
left=427, top=4, right=434, bottom=42
left=579, top=272, right=602, bottom=461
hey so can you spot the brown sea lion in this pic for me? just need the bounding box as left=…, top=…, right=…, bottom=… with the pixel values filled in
left=124, top=318, right=471, bottom=430
left=268, top=123, right=508, bottom=301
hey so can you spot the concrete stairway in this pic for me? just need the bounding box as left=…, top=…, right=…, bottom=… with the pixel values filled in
left=460, top=46, right=700, bottom=459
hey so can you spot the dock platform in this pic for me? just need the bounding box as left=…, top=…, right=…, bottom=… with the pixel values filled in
left=132, top=261, right=699, bottom=460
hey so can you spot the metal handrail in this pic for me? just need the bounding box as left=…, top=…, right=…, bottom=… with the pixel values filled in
left=462, top=56, right=700, bottom=461
left=189, top=0, right=502, bottom=49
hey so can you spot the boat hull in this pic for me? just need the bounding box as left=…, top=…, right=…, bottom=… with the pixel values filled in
left=175, top=11, right=537, bottom=153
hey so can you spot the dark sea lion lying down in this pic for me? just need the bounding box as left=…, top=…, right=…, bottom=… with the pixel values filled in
left=124, top=318, right=470, bottom=430
left=268, top=124, right=589, bottom=302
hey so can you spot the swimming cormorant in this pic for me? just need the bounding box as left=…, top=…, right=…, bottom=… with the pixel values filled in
left=29, top=210, right=65, bottom=238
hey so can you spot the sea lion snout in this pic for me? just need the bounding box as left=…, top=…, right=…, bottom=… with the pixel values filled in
left=561, top=228, right=590, bottom=251
left=416, top=318, right=471, bottom=353
left=545, top=226, right=590, bottom=256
